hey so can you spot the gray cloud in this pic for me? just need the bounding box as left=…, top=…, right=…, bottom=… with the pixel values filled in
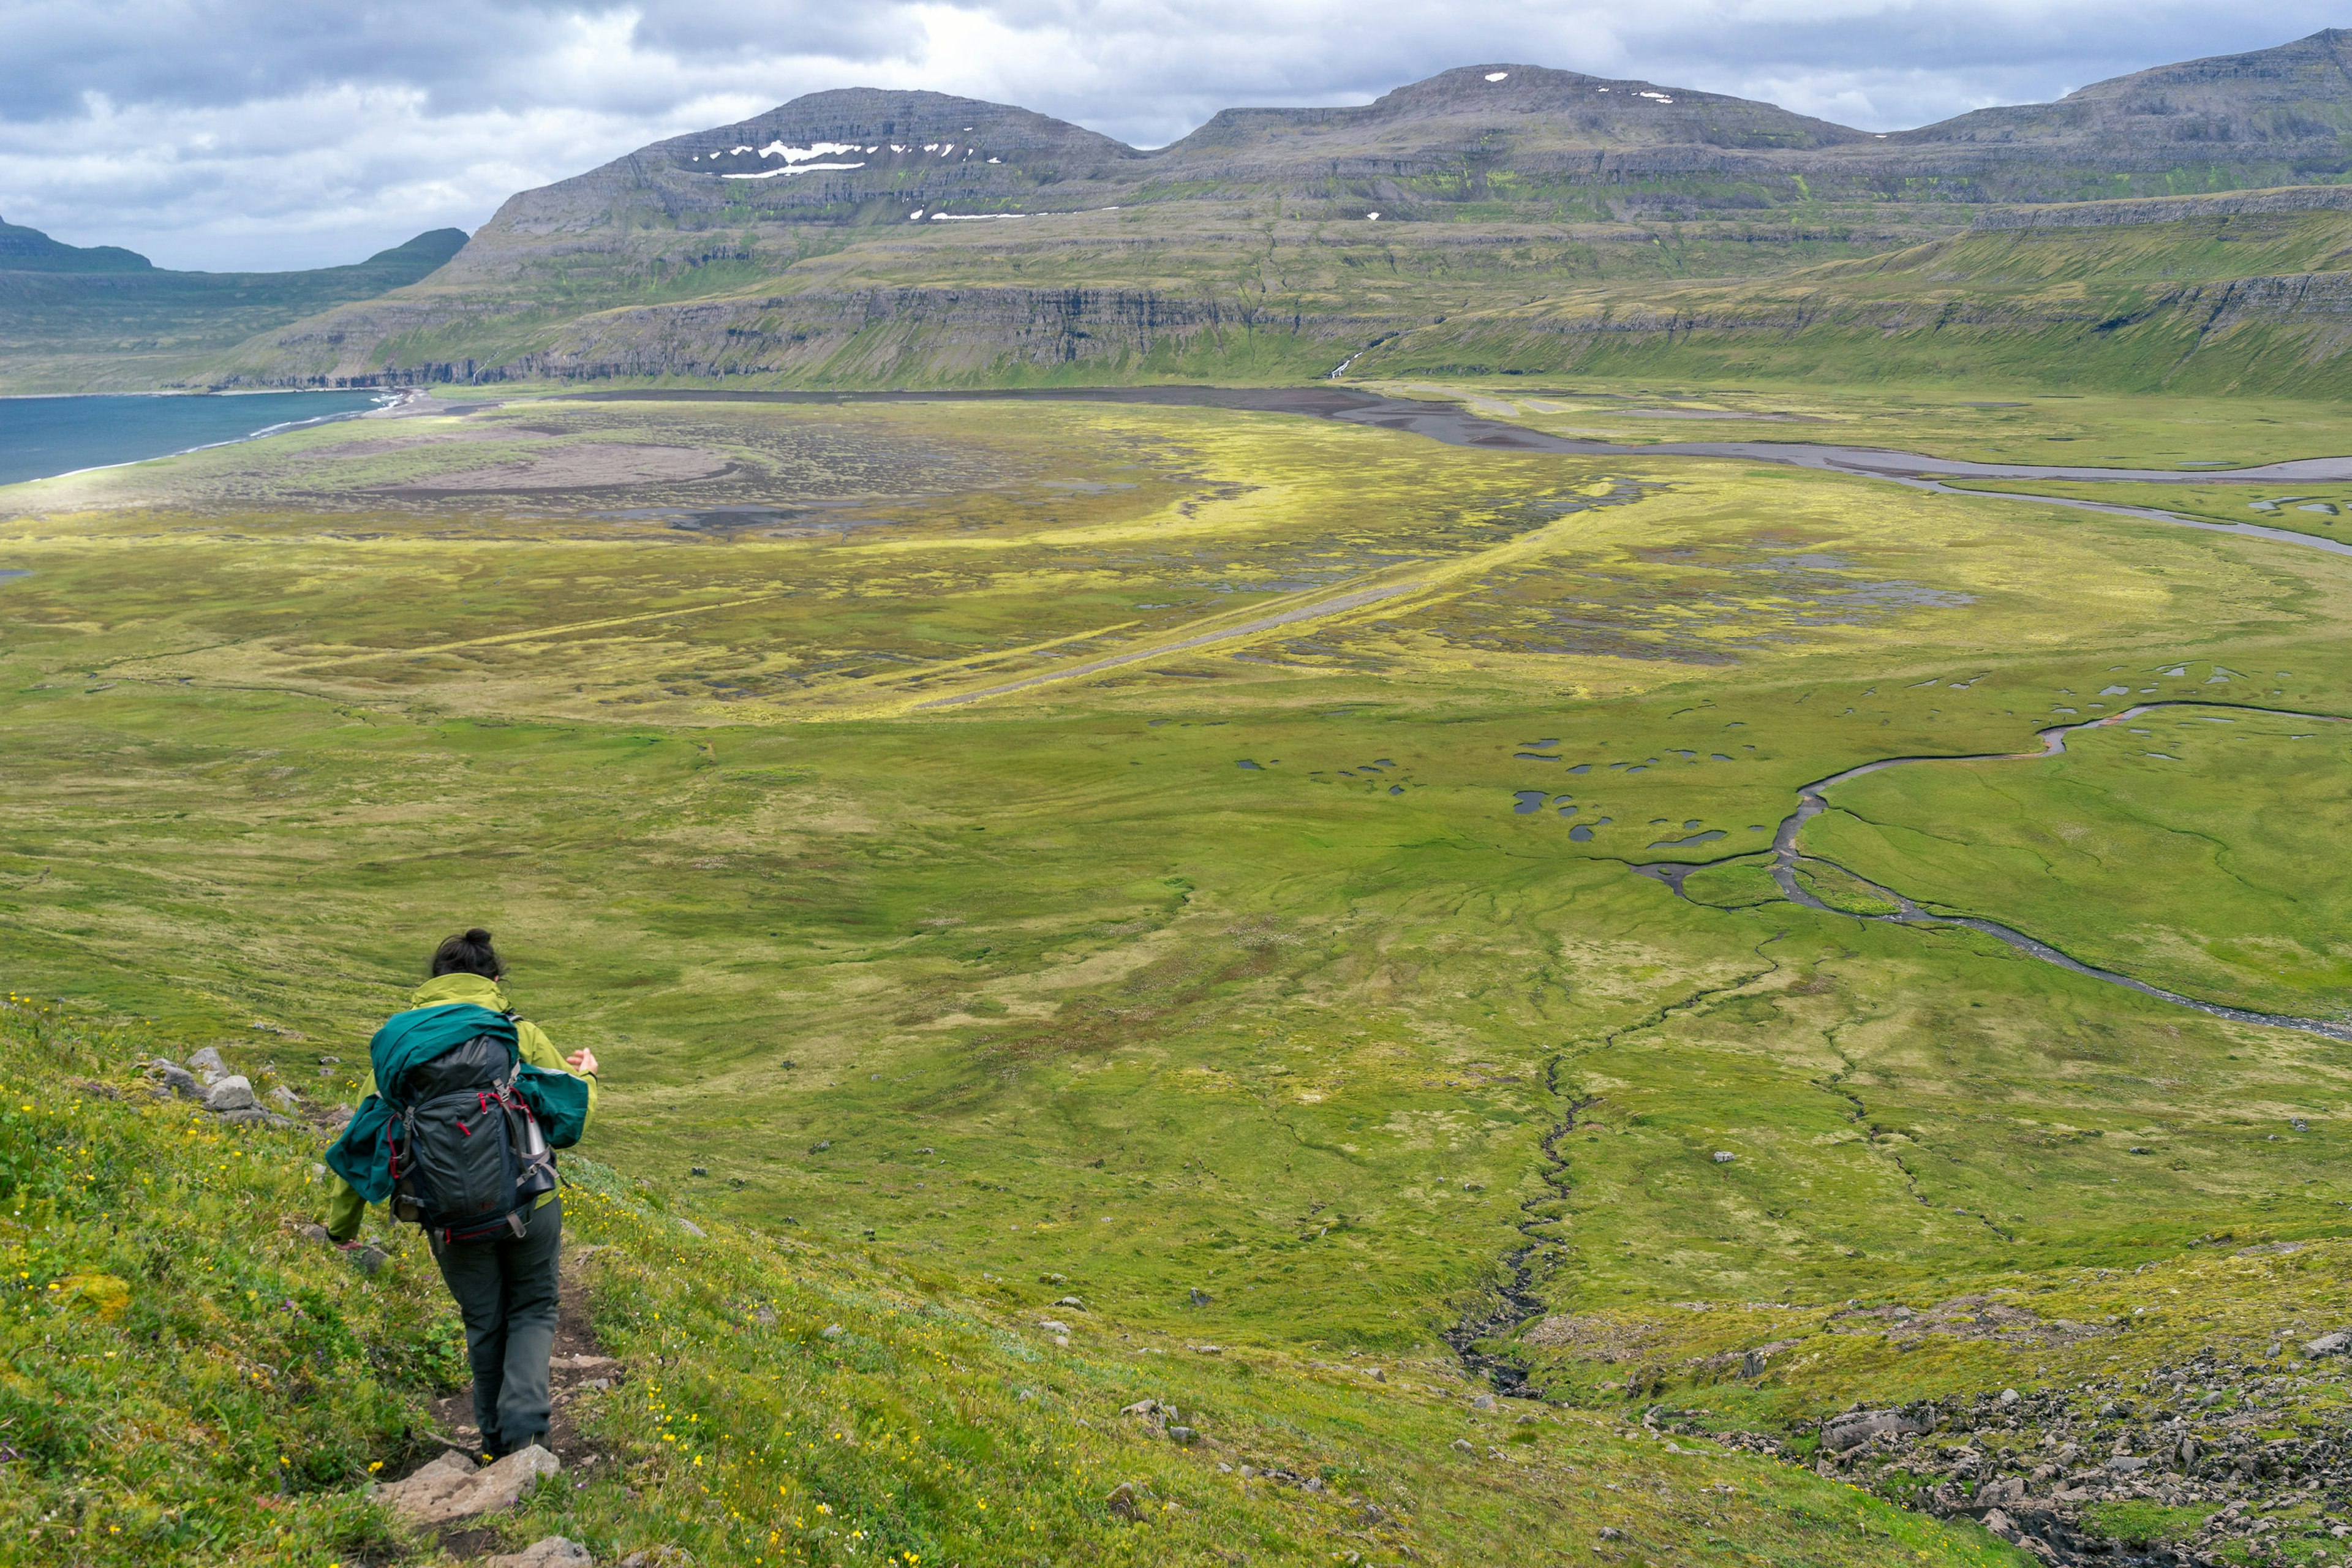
left=1, top=2, right=2341, bottom=270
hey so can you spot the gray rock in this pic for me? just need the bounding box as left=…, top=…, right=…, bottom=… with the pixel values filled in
left=1470, top=1393, right=1497, bottom=1411
left=379, top=1444, right=559, bottom=1526
left=1106, top=1481, right=1142, bottom=1521
left=617, top=1551, right=696, bottom=1568
left=1713, top=1151, right=1735, bottom=1163
left=1451, top=1438, right=1474, bottom=1453
left=150, top=1060, right=202, bottom=1098
left=217, top=1107, right=269, bottom=1128
left=1822, top=1409, right=1932, bottom=1452
left=266, top=1085, right=300, bottom=1109
left=674, top=1218, right=706, bottom=1238
left=203, top=1075, right=256, bottom=1112
left=347, top=1245, right=390, bottom=1276
left=821, top=1324, right=843, bottom=1340
left=1188, top=1287, right=1210, bottom=1306
left=2307, top=1330, right=2352, bottom=1357
left=2106, top=1457, right=2149, bottom=1474
left=1977, top=1476, right=2029, bottom=1509
left=1055, top=1295, right=1085, bottom=1308
left=1038, top=1319, right=1071, bottom=1335
left=187, top=1046, right=227, bottom=1080
left=486, top=1538, right=593, bottom=1568
left=1168, top=1426, right=1199, bottom=1446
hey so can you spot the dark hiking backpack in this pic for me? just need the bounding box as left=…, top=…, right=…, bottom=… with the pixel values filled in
left=384, top=1024, right=559, bottom=1245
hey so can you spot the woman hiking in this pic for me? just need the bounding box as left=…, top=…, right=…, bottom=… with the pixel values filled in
left=322, top=929, right=598, bottom=1460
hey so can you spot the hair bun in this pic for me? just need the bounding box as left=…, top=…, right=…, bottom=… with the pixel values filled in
left=464, top=927, right=494, bottom=944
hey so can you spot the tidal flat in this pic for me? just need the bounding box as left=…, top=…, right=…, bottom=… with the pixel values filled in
left=6, top=385, right=2352, bottom=1566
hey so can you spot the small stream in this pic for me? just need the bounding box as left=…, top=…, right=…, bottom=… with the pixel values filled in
left=1637, top=701, right=2352, bottom=1042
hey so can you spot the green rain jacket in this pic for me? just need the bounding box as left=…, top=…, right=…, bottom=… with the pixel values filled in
left=323, top=973, right=597, bottom=1242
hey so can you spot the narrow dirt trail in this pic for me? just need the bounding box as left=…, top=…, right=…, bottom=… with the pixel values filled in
left=419, top=1234, right=626, bottom=1558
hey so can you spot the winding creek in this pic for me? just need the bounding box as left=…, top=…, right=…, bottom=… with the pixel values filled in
left=585, top=385, right=2345, bottom=1548
left=1635, top=700, right=2352, bottom=1042
left=596, top=385, right=2352, bottom=1032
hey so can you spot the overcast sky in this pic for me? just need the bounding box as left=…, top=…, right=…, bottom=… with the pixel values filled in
left=0, top=2, right=2339, bottom=272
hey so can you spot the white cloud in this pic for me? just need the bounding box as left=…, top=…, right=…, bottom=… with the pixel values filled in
left=0, top=2, right=2340, bottom=270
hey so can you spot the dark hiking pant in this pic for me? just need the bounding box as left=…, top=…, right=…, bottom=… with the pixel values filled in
left=430, top=1194, right=562, bottom=1457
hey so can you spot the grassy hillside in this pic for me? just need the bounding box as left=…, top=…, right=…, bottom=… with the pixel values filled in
left=1357, top=194, right=2352, bottom=396
left=9, top=390, right=2352, bottom=1562
left=0, top=993, right=2031, bottom=1568
left=213, top=206, right=1935, bottom=392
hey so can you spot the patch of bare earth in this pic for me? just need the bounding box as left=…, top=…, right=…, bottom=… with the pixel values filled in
left=375, top=444, right=731, bottom=494
left=410, top=1240, right=624, bottom=1558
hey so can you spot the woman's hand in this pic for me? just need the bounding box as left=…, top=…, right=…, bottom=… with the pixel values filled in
left=567, top=1047, right=600, bottom=1076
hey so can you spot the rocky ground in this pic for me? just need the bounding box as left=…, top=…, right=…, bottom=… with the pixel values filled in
left=1668, top=1343, right=2352, bottom=1566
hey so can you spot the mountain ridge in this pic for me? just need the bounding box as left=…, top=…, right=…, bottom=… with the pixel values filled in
left=0, top=227, right=471, bottom=393
left=0, top=216, right=154, bottom=274
left=15, top=29, right=2352, bottom=393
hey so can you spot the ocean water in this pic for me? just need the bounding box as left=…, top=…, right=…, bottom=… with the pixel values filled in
left=0, top=391, right=387, bottom=488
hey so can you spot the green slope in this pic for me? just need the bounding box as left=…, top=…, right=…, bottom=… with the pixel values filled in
left=0, top=228, right=467, bottom=394
left=1359, top=191, right=2352, bottom=395
left=0, top=993, right=2026, bottom=1568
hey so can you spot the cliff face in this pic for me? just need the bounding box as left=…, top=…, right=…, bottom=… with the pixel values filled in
left=1357, top=190, right=2352, bottom=395
left=1969, top=184, right=2352, bottom=230
left=248, top=282, right=1406, bottom=389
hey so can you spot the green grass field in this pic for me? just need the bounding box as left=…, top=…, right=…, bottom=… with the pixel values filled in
left=6, top=385, right=2352, bottom=1564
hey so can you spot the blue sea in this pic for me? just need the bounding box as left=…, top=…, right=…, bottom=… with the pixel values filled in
left=0, top=391, right=388, bottom=488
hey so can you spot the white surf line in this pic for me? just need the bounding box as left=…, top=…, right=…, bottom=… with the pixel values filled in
left=15, top=393, right=398, bottom=486
left=913, top=582, right=1423, bottom=709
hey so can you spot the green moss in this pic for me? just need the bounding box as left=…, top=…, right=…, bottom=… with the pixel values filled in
left=1679, top=859, right=1787, bottom=910
left=2080, top=1499, right=2216, bottom=1547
